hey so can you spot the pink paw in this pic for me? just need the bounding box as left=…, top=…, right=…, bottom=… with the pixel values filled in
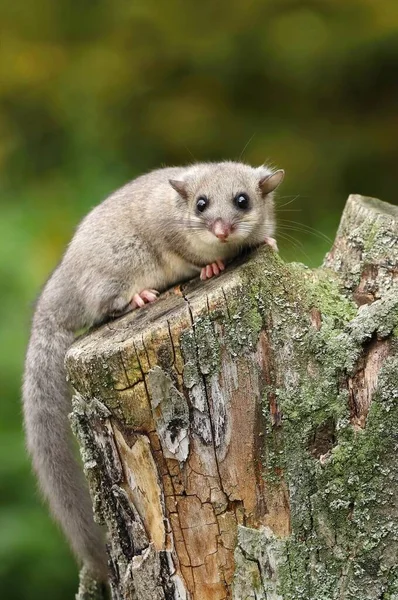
left=131, top=289, right=159, bottom=309
left=264, top=236, right=278, bottom=252
left=200, top=259, right=225, bottom=281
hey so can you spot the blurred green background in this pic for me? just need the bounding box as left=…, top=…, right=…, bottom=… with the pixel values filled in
left=1, top=0, right=398, bottom=598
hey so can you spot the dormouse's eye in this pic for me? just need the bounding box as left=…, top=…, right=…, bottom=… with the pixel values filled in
left=234, top=192, right=250, bottom=210
left=196, top=196, right=209, bottom=213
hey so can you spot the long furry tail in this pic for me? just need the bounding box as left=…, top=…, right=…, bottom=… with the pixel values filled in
left=23, top=303, right=107, bottom=577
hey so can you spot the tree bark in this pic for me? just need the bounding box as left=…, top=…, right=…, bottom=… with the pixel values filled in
left=67, top=194, right=398, bottom=600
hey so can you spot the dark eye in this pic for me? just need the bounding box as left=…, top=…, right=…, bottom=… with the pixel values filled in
left=196, top=196, right=209, bottom=213
left=234, top=192, right=250, bottom=210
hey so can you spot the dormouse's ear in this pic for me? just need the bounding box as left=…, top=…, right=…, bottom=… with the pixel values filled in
left=169, top=179, right=188, bottom=200
left=259, top=169, right=285, bottom=196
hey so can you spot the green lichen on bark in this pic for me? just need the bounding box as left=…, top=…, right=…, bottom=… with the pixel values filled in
left=192, top=314, right=221, bottom=375
left=260, top=278, right=398, bottom=596
left=227, top=239, right=398, bottom=598
left=67, top=195, right=398, bottom=600
left=220, top=277, right=266, bottom=355
left=76, top=566, right=108, bottom=600
left=278, top=357, right=398, bottom=599
left=180, top=329, right=202, bottom=388
left=323, top=195, right=398, bottom=298
left=70, top=395, right=110, bottom=527
left=233, top=525, right=284, bottom=600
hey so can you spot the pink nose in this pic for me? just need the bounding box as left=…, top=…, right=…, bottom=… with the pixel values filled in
left=212, top=220, right=231, bottom=240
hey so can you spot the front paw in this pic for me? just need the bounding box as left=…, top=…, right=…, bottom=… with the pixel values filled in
left=200, top=260, right=225, bottom=281
left=131, top=289, right=160, bottom=308
left=264, top=236, right=278, bottom=252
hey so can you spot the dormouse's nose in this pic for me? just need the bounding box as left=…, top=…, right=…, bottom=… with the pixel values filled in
left=212, top=219, right=231, bottom=241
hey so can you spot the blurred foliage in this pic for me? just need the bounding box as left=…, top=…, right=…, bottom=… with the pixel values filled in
left=0, top=0, right=397, bottom=598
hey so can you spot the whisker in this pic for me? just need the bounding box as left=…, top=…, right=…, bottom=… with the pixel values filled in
left=278, top=221, right=332, bottom=243
left=184, top=146, right=197, bottom=162
left=276, top=233, right=311, bottom=261
left=171, top=220, right=206, bottom=230
left=276, top=231, right=305, bottom=249
left=235, top=226, right=256, bottom=234
left=235, top=219, right=257, bottom=227
left=238, top=133, right=256, bottom=161
left=278, top=226, right=331, bottom=244
left=275, top=195, right=301, bottom=208
left=275, top=194, right=300, bottom=208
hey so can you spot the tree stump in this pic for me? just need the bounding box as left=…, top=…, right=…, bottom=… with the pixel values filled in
left=67, top=194, right=398, bottom=600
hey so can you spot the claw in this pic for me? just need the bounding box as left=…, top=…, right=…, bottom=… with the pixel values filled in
left=132, top=293, right=145, bottom=308
left=140, top=290, right=159, bottom=303
left=211, top=263, right=220, bottom=276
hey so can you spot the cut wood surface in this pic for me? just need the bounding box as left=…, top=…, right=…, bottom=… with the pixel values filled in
left=68, top=195, right=398, bottom=600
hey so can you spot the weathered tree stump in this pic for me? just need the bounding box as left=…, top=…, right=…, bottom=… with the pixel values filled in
left=67, top=195, right=398, bottom=600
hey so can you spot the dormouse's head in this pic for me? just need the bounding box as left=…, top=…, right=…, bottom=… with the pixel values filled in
left=169, top=162, right=284, bottom=250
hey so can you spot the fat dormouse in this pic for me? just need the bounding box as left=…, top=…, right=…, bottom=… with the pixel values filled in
left=22, top=161, right=284, bottom=576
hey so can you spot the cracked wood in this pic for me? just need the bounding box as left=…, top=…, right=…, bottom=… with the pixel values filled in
left=68, top=194, right=398, bottom=600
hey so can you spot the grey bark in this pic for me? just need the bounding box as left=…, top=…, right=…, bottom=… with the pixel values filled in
left=67, top=194, right=398, bottom=600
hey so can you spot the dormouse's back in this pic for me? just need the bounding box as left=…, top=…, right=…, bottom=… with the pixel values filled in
left=66, top=160, right=277, bottom=257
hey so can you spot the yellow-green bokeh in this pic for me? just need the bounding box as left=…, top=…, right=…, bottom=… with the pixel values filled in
left=1, top=1, right=397, bottom=598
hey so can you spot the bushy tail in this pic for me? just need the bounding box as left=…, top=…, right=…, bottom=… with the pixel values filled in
left=22, top=308, right=107, bottom=577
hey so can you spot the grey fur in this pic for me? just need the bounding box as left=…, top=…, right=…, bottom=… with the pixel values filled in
left=22, top=161, right=283, bottom=577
